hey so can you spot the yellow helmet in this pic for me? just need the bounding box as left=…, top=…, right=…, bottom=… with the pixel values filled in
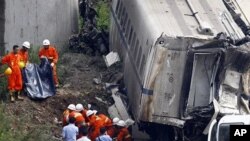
left=19, top=61, right=25, bottom=69
left=4, top=67, right=12, bottom=75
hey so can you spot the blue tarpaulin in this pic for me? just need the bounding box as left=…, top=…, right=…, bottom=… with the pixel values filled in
left=23, top=58, right=56, bottom=99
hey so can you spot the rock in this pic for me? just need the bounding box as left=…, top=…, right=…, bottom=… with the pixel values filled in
left=93, top=78, right=101, bottom=85
left=63, top=84, right=71, bottom=88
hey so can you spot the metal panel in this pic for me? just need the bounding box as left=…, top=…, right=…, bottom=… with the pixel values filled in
left=187, top=53, right=216, bottom=111
left=153, top=49, right=187, bottom=118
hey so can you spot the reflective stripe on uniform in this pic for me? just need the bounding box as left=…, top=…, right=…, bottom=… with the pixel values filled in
left=125, top=134, right=131, bottom=138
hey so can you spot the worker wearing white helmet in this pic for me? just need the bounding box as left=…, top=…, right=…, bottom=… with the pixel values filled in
left=68, top=104, right=76, bottom=111
left=76, top=103, right=84, bottom=112
left=18, top=41, right=31, bottom=65
left=112, top=117, right=120, bottom=125
left=116, top=120, right=132, bottom=141
left=71, top=103, right=85, bottom=126
left=92, top=110, right=98, bottom=115
left=86, top=110, right=106, bottom=141
left=86, top=110, right=94, bottom=117
left=116, top=120, right=126, bottom=127
left=62, top=104, right=76, bottom=126
left=38, top=39, right=59, bottom=87
left=106, top=117, right=120, bottom=138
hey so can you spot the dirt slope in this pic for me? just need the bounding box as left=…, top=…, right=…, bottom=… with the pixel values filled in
left=2, top=52, right=121, bottom=140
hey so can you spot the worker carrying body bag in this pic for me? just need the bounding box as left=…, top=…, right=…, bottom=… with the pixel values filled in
left=22, top=58, right=56, bottom=99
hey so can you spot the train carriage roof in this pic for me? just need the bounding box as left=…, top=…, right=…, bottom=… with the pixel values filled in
left=126, top=0, right=245, bottom=40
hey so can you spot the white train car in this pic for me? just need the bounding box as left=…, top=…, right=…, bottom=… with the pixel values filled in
left=110, top=0, right=250, bottom=140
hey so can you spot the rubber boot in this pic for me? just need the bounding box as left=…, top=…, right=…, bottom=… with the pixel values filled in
left=17, top=91, right=24, bottom=100
left=9, top=91, right=15, bottom=102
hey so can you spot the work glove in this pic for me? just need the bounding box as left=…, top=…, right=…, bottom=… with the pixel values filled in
left=51, top=63, right=55, bottom=67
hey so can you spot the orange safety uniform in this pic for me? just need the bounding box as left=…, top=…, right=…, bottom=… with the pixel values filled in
left=38, top=45, right=59, bottom=85
left=81, top=109, right=89, bottom=122
left=107, top=125, right=118, bottom=138
left=69, top=112, right=85, bottom=127
left=1, top=52, right=23, bottom=91
left=117, top=128, right=132, bottom=141
left=88, top=115, right=105, bottom=141
left=18, top=49, right=28, bottom=64
left=63, top=109, right=75, bottom=126
left=98, top=114, right=112, bottom=127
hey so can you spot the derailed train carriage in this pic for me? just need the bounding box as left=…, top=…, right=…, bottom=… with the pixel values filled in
left=109, top=0, right=250, bottom=140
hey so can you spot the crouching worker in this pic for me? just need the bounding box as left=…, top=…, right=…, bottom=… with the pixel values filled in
left=1, top=45, right=24, bottom=102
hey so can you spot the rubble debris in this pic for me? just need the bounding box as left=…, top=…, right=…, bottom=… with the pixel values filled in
left=95, top=96, right=108, bottom=104
left=103, top=51, right=120, bottom=67
left=93, top=78, right=101, bottom=85
left=69, top=0, right=109, bottom=56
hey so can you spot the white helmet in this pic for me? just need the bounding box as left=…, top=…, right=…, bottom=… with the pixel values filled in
left=67, top=104, right=76, bottom=111
left=22, top=41, right=30, bottom=49
left=86, top=110, right=94, bottom=117
left=112, top=117, right=120, bottom=125
left=76, top=104, right=84, bottom=112
left=43, top=39, right=50, bottom=45
left=116, top=120, right=126, bottom=127
left=92, top=110, right=98, bottom=115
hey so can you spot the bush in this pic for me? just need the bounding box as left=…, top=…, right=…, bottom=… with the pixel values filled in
left=96, top=0, right=110, bottom=30
left=0, top=105, right=23, bottom=141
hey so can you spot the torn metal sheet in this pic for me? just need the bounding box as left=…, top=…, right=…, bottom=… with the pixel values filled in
left=103, top=51, right=120, bottom=67
left=152, top=115, right=185, bottom=128
left=111, top=92, right=130, bottom=120
left=218, top=86, right=239, bottom=114
left=223, top=70, right=241, bottom=89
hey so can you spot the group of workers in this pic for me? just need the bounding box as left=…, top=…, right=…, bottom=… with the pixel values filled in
left=0, top=39, right=59, bottom=102
left=62, top=103, right=132, bottom=141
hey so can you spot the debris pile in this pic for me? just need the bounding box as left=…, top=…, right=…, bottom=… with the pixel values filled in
left=69, top=0, right=109, bottom=55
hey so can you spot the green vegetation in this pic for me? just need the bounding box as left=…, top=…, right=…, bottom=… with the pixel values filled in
left=0, top=105, right=58, bottom=141
left=79, top=16, right=85, bottom=30
left=0, top=67, right=8, bottom=102
left=0, top=106, right=14, bottom=140
left=96, top=0, right=110, bottom=30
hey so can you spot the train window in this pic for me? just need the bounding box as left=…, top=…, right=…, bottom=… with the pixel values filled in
left=115, top=0, right=121, bottom=14
left=125, top=20, right=131, bottom=38
left=136, top=46, right=142, bottom=67
left=134, top=42, right=140, bottom=60
left=123, top=13, right=128, bottom=32
left=128, top=27, right=134, bottom=45
left=133, top=39, right=139, bottom=56
left=120, top=7, right=126, bottom=25
left=118, top=3, right=123, bottom=20
left=131, top=36, right=137, bottom=52
left=130, top=32, right=135, bottom=48
left=140, top=55, right=146, bottom=77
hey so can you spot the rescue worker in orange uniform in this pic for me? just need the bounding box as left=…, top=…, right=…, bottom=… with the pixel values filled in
left=18, top=41, right=30, bottom=65
left=107, top=117, right=120, bottom=138
left=38, top=39, right=59, bottom=87
left=1, top=45, right=23, bottom=102
left=70, top=104, right=85, bottom=127
left=74, top=103, right=87, bottom=139
left=92, top=110, right=112, bottom=127
left=63, top=104, right=76, bottom=126
left=86, top=110, right=105, bottom=141
left=116, top=120, right=132, bottom=141
left=81, top=107, right=89, bottom=123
